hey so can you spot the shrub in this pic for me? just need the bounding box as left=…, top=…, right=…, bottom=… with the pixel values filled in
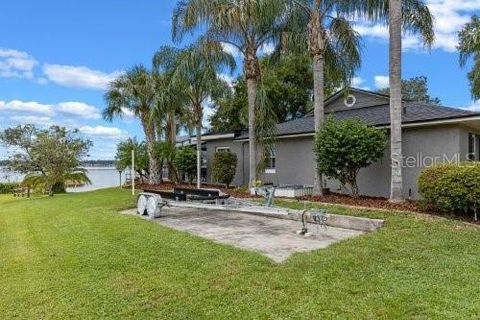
left=116, top=138, right=149, bottom=181
left=418, top=162, right=480, bottom=218
left=173, top=147, right=197, bottom=184
left=212, top=151, right=237, bottom=187
left=0, top=182, right=20, bottom=194
left=314, top=117, right=387, bottom=197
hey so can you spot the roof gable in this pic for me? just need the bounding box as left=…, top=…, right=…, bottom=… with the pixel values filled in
left=324, top=88, right=390, bottom=113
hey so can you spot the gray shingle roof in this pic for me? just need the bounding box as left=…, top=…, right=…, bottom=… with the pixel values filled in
left=235, top=101, right=479, bottom=140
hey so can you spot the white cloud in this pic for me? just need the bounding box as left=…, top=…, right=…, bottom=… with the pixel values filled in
left=374, top=75, right=390, bottom=89
left=0, top=99, right=103, bottom=122
left=43, top=64, right=123, bottom=90
left=37, top=77, right=48, bottom=85
left=10, top=115, right=52, bottom=126
left=0, top=48, right=38, bottom=79
left=221, top=42, right=242, bottom=58
left=259, top=42, right=276, bottom=56
left=354, top=24, right=389, bottom=39
left=462, top=100, right=480, bottom=112
left=352, top=76, right=370, bottom=90
left=354, top=0, right=480, bottom=53
left=56, top=102, right=101, bottom=119
left=354, top=23, right=428, bottom=51
left=201, top=97, right=215, bottom=129
left=79, top=125, right=126, bottom=138
left=218, top=73, right=235, bottom=87
left=0, top=100, right=53, bottom=115
left=121, top=107, right=135, bottom=118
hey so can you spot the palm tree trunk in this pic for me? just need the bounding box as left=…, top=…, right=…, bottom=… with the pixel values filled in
left=167, top=111, right=177, bottom=182
left=309, top=3, right=325, bottom=196
left=312, top=53, right=325, bottom=196
left=246, top=77, right=257, bottom=188
left=142, top=117, right=161, bottom=185
left=196, top=116, right=202, bottom=189
left=169, top=112, right=177, bottom=145
left=389, top=0, right=404, bottom=202
left=244, top=45, right=259, bottom=188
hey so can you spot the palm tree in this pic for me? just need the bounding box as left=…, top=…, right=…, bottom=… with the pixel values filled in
left=23, top=168, right=90, bottom=197
left=388, top=0, right=404, bottom=202
left=172, top=0, right=287, bottom=187
left=151, top=58, right=185, bottom=182
left=103, top=66, right=161, bottom=184
left=156, top=39, right=235, bottom=188
left=365, top=0, right=434, bottom=202
left=282, top=0, right=362, bottom=195
left=153, top=46, right=183, bottom=147
left=458, top=15, right=480, bottom=100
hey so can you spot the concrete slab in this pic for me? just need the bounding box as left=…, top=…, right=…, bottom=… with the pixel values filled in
left=122, top=207, right=364, bottom=263
left=165, top=201, right=385, bottom=232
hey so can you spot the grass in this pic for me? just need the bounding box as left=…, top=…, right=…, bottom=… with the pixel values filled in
left=1, top=189, right=480, bottom=319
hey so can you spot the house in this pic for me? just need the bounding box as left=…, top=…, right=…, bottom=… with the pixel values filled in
left=195, top=88, right=480, bottom=199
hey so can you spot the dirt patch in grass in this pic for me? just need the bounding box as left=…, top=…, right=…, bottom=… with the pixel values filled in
left=299, top=193, right=421, bottom=212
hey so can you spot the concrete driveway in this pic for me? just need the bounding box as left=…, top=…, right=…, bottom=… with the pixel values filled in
left=124, top=207, right=364, bottom=263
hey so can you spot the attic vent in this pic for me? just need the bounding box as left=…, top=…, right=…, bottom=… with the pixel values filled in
left=344, top=94, right=357, bottom=108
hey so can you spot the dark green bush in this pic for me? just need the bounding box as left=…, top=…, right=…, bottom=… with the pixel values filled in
left=418, top=163, right=480, bottom=218
left=173, top=147, right=197, bottom=184
left=0, top=182, right=20, bottom=194
left=314, top=117, right=386, bottom=197
left=212, top=151, right=237, bottom=187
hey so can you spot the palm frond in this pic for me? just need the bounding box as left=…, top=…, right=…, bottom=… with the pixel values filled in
left=458, top=15, right=480, bottom=67
left=153, top=46, right=181, bottom=72
left=22, top=173, right=48, bottom=190
left=65, top=170, right=91, bottom=185
left=467, top=55, right=480, bottom=100
left=402, top=0, right=434, bottom=47
left=104, top=65, right=156, bottom=122
left=458, top=15, right=480, bottom=99
left=326, top=16, right=362, bottom=85
left=350, top=0, right=434, bottom=47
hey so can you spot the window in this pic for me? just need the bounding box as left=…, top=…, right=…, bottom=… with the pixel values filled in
left=468, top=133, right=478, bottom=161
left=215, top=147, right=230, bottom=153
left=344, top=94, right=357, bottom=108
left=265, top=146, right=276, bottom=174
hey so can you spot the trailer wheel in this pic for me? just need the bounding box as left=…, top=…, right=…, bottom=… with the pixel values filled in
left=137, top=194, right=148, bottom=215
left=146, top=195, right=163, bottom=219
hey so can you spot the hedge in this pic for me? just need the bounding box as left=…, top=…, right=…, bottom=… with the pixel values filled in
left=0, top=182, right=20, bottom=194
left=212, top=151, right=237, bottom=187
left=418, top=162, right=480, bottom=218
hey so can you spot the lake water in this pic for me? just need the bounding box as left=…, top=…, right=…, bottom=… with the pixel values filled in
left=0, top=167, right=126, bottom=192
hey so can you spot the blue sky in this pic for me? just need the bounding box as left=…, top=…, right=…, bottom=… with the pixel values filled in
left=0, top=0, right=479, bottom=159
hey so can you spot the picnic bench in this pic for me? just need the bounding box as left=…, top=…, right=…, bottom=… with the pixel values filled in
left=13, top=187, right=30, bottom=198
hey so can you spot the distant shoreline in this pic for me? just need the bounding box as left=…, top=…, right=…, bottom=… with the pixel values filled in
left=0, top=167, right=124, bottom=188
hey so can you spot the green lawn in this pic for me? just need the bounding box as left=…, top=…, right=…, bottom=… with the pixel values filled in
left=1, top=189, right=480, bottom=319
